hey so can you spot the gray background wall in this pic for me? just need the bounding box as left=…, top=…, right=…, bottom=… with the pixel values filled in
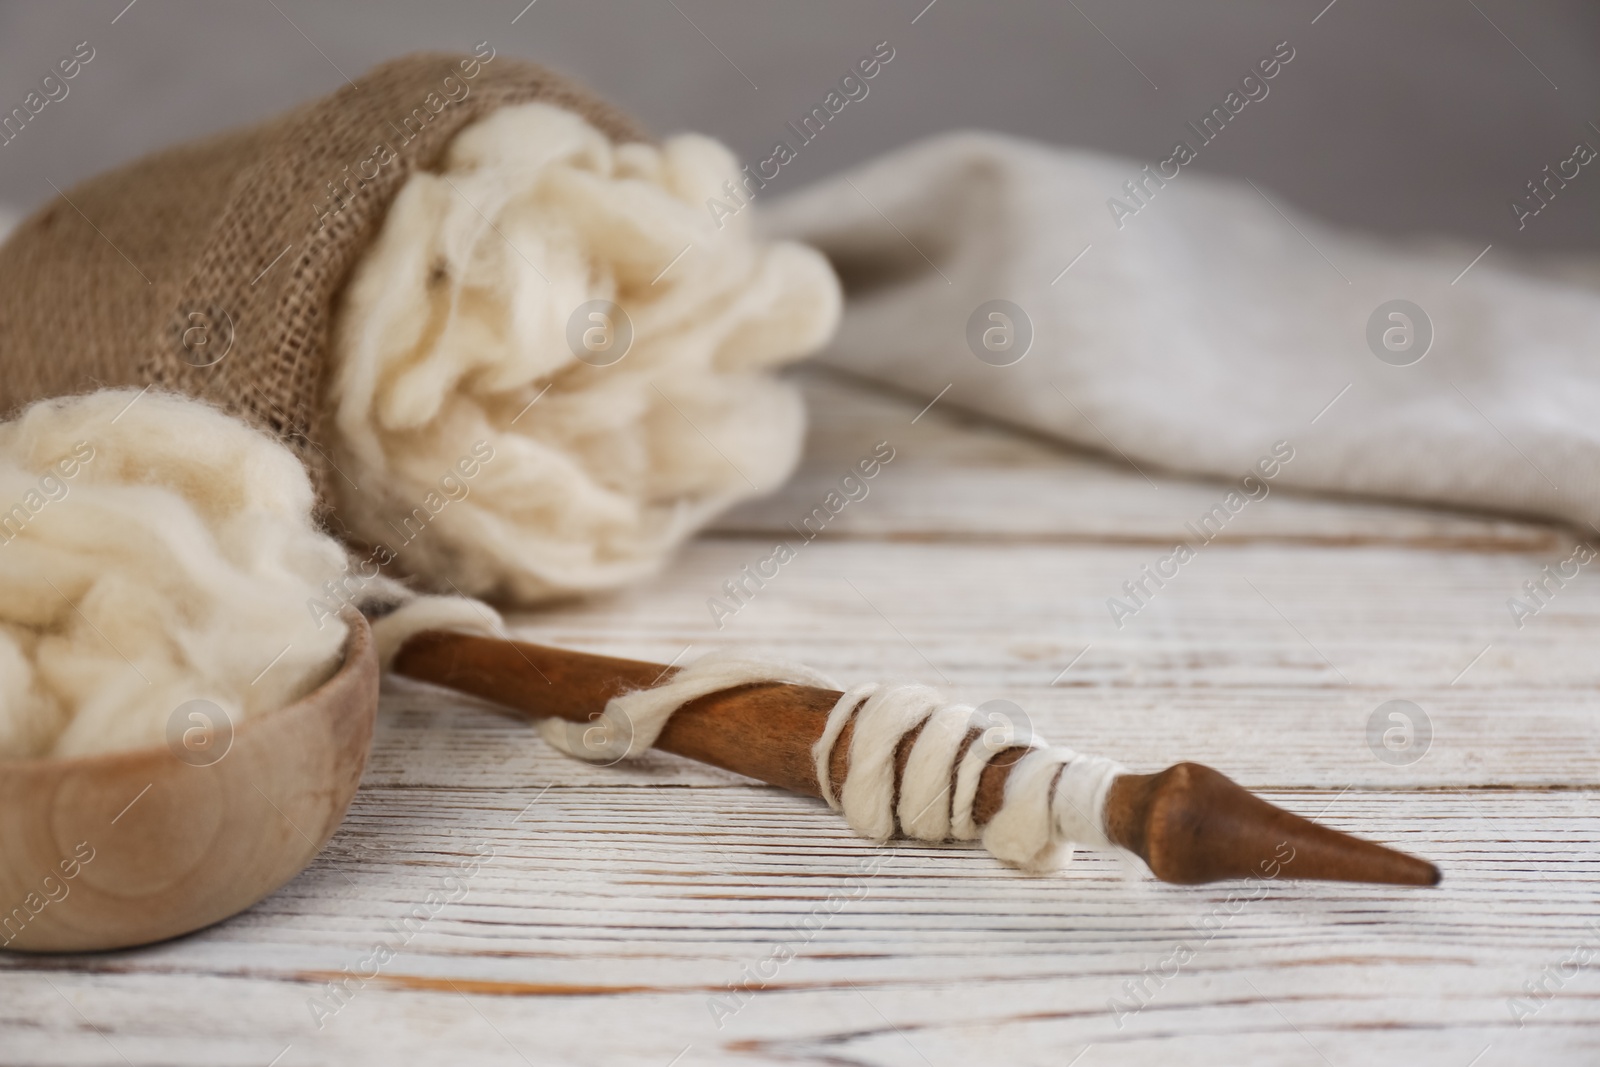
left=0, top=1, right=1596, bottom=250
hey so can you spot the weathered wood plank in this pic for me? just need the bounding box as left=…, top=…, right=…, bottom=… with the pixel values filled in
left=3, top=370, right=1595, bottom=1067
left=505, top=538, right=1600, bottom=691
left=1, top=789, right=1594, bottom=1065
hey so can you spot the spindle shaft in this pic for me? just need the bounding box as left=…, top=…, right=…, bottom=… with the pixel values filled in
left=392, top=631, right=1440, bottom=887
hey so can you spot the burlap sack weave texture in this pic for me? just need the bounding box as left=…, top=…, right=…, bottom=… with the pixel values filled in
left=0, top=51, right=646, bottom=503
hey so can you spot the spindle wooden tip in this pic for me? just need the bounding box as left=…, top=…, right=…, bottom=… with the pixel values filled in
left=1102, top=762, right=1441, bottom=887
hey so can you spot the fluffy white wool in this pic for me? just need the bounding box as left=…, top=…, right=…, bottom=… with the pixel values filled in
left=329, top=103, right=841, bottom=602
left=0, top=390, right=351, bottom=759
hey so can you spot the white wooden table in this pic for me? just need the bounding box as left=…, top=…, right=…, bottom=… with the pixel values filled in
left=3, top=369, right=1597, bottom=1066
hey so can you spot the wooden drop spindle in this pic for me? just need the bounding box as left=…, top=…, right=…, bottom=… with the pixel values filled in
left=392, top=631, right=1441, bottom=887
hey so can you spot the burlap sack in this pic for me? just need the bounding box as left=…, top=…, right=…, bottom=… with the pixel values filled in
left=0, top=51, right=645, bottom=503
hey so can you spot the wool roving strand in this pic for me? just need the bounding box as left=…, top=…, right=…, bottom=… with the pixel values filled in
left=535, top=652, right=837, bottom=763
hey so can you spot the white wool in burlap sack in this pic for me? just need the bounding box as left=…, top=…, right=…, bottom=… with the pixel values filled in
left=0, top=390, right=351, bottom=759
left=328, top=102, right=841, bottom=601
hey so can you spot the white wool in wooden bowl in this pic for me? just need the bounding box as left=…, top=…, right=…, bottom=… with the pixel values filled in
left=0, top=390, right=351, bottom=759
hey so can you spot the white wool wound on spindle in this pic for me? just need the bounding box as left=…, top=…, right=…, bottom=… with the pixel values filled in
left=952, top=722, right=1014, bottom=840
left=548, top=653, right=1127, bottom=872
left=979, top=745, right=1121, bottom=871
left=898, top=699, right=981, bottom=841
left=0, top=390, right=353, bottom=759
left=833, top=685, right=941, bottom=844
left=813, top=684, right=1122, bottom=870
left=329, top=102, right=841, bottom=603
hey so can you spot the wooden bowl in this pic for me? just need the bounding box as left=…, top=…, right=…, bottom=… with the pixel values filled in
left=0, top=611, right=378, bottom=952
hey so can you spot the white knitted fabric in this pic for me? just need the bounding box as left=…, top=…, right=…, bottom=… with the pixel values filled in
left=547, top=653, right=1126, bottom=872
left=329, top=102, right=841, bottom=603
left=0, top=390, right=353, bottom=759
